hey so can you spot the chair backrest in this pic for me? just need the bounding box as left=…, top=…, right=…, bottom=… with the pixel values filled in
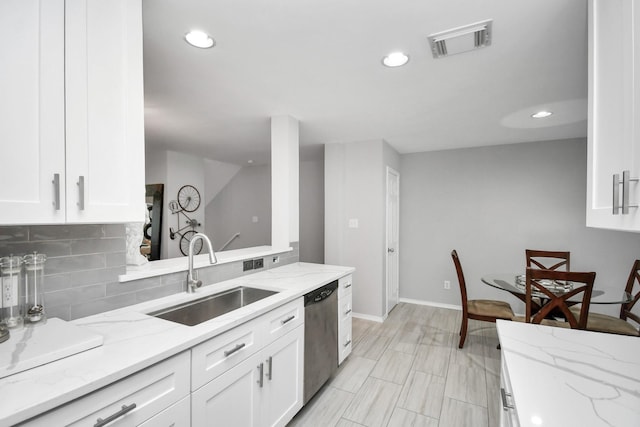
left=526, top=249, right=570, bottom=271
left=621, top=259, right=640, bottom=325
left=451, top=250, right=468, bottom=310
left=525, top=267, right=595, bottom=329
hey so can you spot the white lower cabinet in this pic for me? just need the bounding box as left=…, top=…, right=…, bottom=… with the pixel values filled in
left=138, top=396, right=191, bottom=427
left=499, top=355, right=519, bottom=427
left=192, top=325, right=304, bottom=427
left=338, top=275, right=353, bottom=364
left=21, top=351, right=190, bottom=426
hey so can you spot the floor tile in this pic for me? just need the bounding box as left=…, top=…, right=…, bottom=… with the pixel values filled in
left=387, top=408, right=438, bottom=427
left=288, top=386, right=354, bottom=427
left=412, top=343, right=451, bottom=377
left=388, top=330, right=423, bottom=354
left=444, top=363, right=488, bottom=407
left=342, top=377, right=402, bottom=427
left=370, top=349, right=415, bottom=384
left=397, top=370, right=445, bottom=419
left=331, top=356, right=377, bottom=393
left=351, top=333, right=391, bottom=360
left=438, top=397, right=488, bottom=427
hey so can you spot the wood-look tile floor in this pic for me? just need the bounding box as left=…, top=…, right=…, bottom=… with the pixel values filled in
left=288, top=303, right=501, bottom=427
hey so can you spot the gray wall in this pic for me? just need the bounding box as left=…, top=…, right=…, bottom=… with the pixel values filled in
left=299, top=158, right=325, bottom=264
left=399, top=138, right=640, bottom=316
left=0, top=224, right=298, bottom=321
left=205, top=165, right=272, bottom=251
left=325, top=140, right=400, bottom=319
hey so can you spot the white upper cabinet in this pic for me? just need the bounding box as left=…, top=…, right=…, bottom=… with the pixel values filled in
left=0, top=0, right=145, bottom=225
left=587, top=0, right=640, bottom=231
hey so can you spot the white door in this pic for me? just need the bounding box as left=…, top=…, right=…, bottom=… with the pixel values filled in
left=0, top=0, right=66, bottom=224
left=386, top=167, right=400, bottom=314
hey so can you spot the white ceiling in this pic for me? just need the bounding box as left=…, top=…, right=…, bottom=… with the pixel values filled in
left=142, top=0, right=588, bottom=165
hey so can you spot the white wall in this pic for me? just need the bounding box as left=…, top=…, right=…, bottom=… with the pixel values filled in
left=204, top=165, right=271, bottom=251
left=203, top=158, right=241, bottom=206
left=400, top=138, right=640, bottom=316
left=299, top=158, right=324, bottom=263
left=325, top=140, right=400, bottom=319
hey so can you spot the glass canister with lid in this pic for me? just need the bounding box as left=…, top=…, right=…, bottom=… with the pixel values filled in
left=0, top=255, right=24, bottom=330
left=23, top=252, right=47, bottom=324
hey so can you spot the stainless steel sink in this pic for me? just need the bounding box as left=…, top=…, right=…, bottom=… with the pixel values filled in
left=149, top=286, right=279, bottom=326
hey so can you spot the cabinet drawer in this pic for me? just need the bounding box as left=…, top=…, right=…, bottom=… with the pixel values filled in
left=22, top=351, right=190, bottom=427
left=339, top=296, right=352, bottom=323
left=263, top=298, right=303, bottom=342
left=338, top=275, right=353, bottom=298
left=192, top=317, right=261, bottom=391
left=138, top=395, right=190, bottom=427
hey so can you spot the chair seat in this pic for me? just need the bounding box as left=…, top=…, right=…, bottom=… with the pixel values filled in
left=468, top=299, right=514, bottom=319
left=570, top=307, right=640, bottom=336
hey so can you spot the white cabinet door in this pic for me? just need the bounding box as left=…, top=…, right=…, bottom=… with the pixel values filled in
left=65, top=0, right=145, bottom=223
left=0, top=0, right=66, bottom=224
left=192, top=351, right=262, bottom=427
left=338, top=275, right=353, bottom=364
left=587, top=0, right=640, bottom=231
left=262, top=326, right=304, bottom=427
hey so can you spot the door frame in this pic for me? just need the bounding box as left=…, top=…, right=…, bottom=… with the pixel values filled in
left=385, top=166, right=400, bottom=315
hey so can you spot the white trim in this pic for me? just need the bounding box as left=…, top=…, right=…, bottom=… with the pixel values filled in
left=399, top=297, right=462, bottom=311
left=385, top=166, right=400, bottom=315
left=352, top=312, right=386, bottom=323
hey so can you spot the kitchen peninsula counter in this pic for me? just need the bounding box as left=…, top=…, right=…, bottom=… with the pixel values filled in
left=0, top=262, right=354, bottom=426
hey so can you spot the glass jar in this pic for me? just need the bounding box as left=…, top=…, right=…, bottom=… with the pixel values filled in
left=23, top=252, right=47, bottom=324
left=0, top=255, right=24, bottom=329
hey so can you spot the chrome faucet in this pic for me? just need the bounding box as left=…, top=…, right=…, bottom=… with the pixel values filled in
left=187, top=233, right=217, bottom=293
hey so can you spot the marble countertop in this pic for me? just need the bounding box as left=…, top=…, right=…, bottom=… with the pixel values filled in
left=0, top=262, right=354, bottom=426
left=496, top=320, right=640, bottom=427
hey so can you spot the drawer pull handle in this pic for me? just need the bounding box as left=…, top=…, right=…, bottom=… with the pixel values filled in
left=501, top=388, right=514, bottom=411
left=267, top=356, right=273, bottom=380
left=345, top=309, right=352, bottom=315
left=77, top=176, right=85, bottom=210
left=257, top=362, right=264, bottom=387
left=52, top=173, right=61, bottom=210
left=344, top=283, right=352, bottom=289
left=224, top=343, right=246, bottom=357
left=94, top=403, right=137, bottom=427
left=281, top=315, right=295, bottom=325
left=344, top=339, right=352, bottom=347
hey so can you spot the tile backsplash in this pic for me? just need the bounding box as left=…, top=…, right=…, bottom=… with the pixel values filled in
left=0, top=224, right=299, bottom=320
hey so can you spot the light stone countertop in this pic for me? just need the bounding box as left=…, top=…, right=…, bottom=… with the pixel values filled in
left=496, top=320, right=640, bottom=427
left=0, top=262, right=354, bottom=426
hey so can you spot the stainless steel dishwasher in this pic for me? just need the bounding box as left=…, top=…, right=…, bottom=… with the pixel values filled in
left=303, top=280, right=338, bottom=404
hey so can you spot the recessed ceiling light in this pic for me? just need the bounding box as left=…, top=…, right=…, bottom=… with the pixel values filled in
left=247, top=160, right=254, bottom=164
left=532, top=111, right=553, bottom=119
left=382, top=52, right=409, bottom=67
left=185, top=30, right=215, bottom=49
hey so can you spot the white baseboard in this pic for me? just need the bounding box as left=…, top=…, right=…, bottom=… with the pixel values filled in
left=352, top=312, right=386, bottom=323
left=399, top=297, right=461, bottom=311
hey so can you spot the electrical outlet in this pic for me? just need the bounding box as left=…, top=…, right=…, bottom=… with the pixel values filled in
left=272, top=256, right=279, bottom=264
left=243, top=260, right=254, bottom=271
left=444, top=280, right=451, bottom=290
left=254, top=258, right=264, bottom=269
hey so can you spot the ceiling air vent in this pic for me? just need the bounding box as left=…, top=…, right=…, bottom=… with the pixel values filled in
left=428, top=19, right=492, bottom=59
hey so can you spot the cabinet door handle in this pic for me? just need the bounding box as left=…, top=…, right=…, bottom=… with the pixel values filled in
left=613, top=173, right=620, bottom=215
left=500, top=388, right=514, bottom=411
left=344, top=339, right=352, bottom=347
left=345, top=309, right=352, bottom=315
left=77, top=176, right=85, bottom=210
left=94, top=403, right=137, bottom=427
left=344, top=283, right=352, bottom=289
left=257, top=363, right=264, bottom=387
left=223, top=342, right=246, bottom=357
left=622, top=170, right=639, bottom=214
left=52, top=174, right=61, bottom=210
left=267, top=356, right=273, bottom=380
left=281, top=315, right=295, bottom=325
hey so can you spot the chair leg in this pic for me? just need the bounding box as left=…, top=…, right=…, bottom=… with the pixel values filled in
left=458, top=315, right=468, bottom=348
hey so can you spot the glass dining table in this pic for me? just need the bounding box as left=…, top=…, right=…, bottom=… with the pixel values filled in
left=481, top=273, right=632, bottom=305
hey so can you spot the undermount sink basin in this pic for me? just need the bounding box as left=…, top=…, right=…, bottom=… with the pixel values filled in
left=149, top=286, right=279, bottom=326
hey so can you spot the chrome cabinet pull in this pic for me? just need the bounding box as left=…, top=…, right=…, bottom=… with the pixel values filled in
left=267, top=356, right=273, bottom=380
left=52, top=173, right=60, bottom=210
left=223, top=342, right=246, bottom=357
left=500, top=388, right=514, bottom=411
left=281, top=315, right=295, bottom=325
left=77, top=176, right=85, bottom=210
left=344, top=339, right=352, bottom=347
left=94, top=403, right=137, bottom=427
left=613, top=173, right=620, bottom=215
left=257, top=363, right=264, bottom=387
left=344, top=283, right=352, bottom=289
left=345, top=309, right=352, bottom=315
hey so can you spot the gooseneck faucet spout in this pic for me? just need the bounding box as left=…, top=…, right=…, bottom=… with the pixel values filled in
left=187, top=233, right=217, bottom=293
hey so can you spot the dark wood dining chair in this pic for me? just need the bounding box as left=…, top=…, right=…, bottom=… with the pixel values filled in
left=526, top=249, right=570, bottom=271
left=571, top=259, right=640, bottom=336
left=451, top=250, right=514, bottom=348
left=523, top=267, right=595, bottom=329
